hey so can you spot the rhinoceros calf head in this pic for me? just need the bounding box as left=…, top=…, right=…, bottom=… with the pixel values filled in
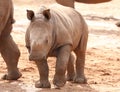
left=26, top=9, right=53, bottom=61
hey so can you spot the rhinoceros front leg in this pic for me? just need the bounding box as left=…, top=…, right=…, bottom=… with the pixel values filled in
left=35, top=60, right=51, bottom=88
left=53, top=45, right=71, bottom=87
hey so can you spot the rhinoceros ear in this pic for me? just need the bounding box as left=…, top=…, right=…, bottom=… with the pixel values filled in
left=43, top=9, right=51, bottom=20
left=27, top=10, right=34, bottom=21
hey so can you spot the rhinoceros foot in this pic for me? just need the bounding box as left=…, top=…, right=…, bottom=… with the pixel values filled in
left=53, top=75, right=66, bottom=88
left=73, top=75, right=87, bottom=84
left=35, top=80, right=51, bottom=88
left=66, top=73, right=75, bottom=81
left=2, top=71, right=22, bottom=80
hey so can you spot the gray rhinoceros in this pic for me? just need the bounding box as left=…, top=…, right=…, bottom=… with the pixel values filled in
left=56, top=0, right=111, bottom=8
left=0, top=0, right=21, bottom=80
left=26, top=4, right=88, bottom=88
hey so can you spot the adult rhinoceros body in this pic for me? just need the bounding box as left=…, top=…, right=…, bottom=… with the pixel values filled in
left=26, top=4, right=88, bottom=88
left=56, top=0, right=111, bottom=8
left=0, top=0, right=21, bottom=80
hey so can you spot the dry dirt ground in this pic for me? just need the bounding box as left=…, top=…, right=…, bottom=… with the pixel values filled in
left=0, top=0, right=120, bottom=92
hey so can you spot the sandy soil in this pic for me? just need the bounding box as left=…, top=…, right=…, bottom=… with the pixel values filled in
left=0, top=0, right=120, bottom=92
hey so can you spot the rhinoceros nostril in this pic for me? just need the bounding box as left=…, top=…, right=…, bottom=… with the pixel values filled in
left=29, top=54, right=38, bottom=61
left=29, top=55, right=34, bottom=61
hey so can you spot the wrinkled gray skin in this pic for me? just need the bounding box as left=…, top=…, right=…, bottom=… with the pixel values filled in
left=0, top=0, right=21, bottom=80
left=26, top=4, right=88, bottom=88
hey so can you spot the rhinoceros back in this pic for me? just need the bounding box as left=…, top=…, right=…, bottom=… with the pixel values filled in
left=50, top=4, right=87, bottom=50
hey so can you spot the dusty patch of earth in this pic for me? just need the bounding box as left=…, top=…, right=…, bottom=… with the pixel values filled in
left=0, top=0, right=120, bottom=92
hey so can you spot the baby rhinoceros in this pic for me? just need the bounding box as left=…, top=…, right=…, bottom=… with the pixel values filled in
left=25, top=4, right=88, bottom=88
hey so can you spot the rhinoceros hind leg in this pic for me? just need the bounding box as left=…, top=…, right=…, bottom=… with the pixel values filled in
left=0, top=35, right=21, bottom=80
left=2, top=72, right=21, bottom=80
left=66, top=52, right=75, bottom=81
left=73, top=50, right=87, bottom=84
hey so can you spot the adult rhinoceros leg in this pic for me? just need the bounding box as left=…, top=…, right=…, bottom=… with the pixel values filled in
left=0, top=35, right=21, bottom=80
left=53, top=45, right=71, bottom=87
left=35, top=60, right=51, bottom=88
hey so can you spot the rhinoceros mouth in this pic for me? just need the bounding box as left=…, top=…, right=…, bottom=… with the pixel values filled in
left=29, top=54, right=46, bottom=62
